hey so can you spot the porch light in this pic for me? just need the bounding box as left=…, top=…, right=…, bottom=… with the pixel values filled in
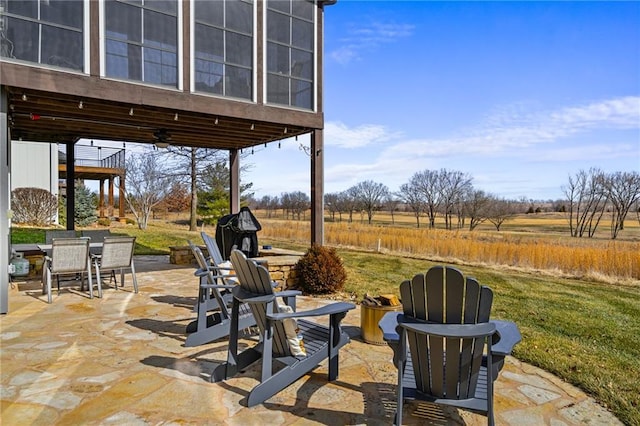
left=78, top=100, right=83, bottom=109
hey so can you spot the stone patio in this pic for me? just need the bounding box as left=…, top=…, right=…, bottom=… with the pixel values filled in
left=0, top=256, right=622, bottom=425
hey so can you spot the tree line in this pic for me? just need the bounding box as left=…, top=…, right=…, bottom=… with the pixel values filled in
left=253, top=168, right=640, bottom=240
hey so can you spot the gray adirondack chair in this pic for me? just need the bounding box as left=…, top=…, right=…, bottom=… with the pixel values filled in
left=378, top=266, right=521, bottom=425
left=184, top=241, right=257, bottom=347
left=198, top=231, right=236, bottom=312
left=217, top=249, right=355, bottom=407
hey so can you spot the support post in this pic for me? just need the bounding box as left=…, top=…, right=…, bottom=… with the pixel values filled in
left=118, top=174, right=125, bottom=220
left=65, top=141, right=75, bottom=231
left=229, top=148, right=240, bottom=214
left=310, top=129, right=324, bottom=246
left=1, top=86, right=10, bottom=313
left=99, top=178, right=105, bottom=218
left=108, top=176, right=114, bottom=217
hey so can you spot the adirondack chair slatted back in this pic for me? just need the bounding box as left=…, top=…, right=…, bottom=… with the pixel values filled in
left=400, top=266, right=493, bottom=400
left=99, top=237, right=135, bottom=270
left=188, top=241, right=232, bottom=316
left=201, top=232, right=226, bottom=267
left=230, top=250, right=291, bottom=357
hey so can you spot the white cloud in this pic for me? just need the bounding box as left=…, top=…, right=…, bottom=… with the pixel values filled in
left=325, top=121, right=401, bottom=148
left=381, top=96, right=640, bottom=161
left=329, top=21, right=415, bottom=64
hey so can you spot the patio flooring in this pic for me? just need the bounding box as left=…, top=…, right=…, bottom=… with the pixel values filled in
left=1, top=256, right=622, bottom=425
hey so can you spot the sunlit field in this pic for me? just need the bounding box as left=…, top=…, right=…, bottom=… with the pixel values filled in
left=255, top=210, right=640, bottom=284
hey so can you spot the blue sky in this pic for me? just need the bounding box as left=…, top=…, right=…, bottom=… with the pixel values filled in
left=246, top=0, right=640, bottom=201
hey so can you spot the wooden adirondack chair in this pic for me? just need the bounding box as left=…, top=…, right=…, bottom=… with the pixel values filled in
left=217, top=249, right=355, bottom=407
left=197, top=232, right=237, bottom=313
left=184, top=241, right=256, bottom=347
left=378, top=266, right=521, bottom=425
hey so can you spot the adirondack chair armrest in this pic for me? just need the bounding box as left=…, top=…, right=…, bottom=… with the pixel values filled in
left=267, top=302, right=355, bottom=321
left=378, top=311, right=403, bottom=342
left=232, top=286, right=276, bottom=304
left=274, top=290, right=302, bottom=298
left=491, top=319, right=522, bottom=356
left=199, top=283, right=235, bottom=290
left=401, top=321, right=496, bottom=339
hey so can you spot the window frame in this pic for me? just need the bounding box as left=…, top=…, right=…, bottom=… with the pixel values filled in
left=190, top=0, right=256, bottom=101
left=100, top=0, right=182, bottom=90
left=264, top=0, right=317, bottom=111
left=0, top=0, right=88, bottom=73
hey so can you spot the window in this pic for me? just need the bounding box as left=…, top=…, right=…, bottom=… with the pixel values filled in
left=0, top=0, right=84, bottom=71
left=105, top=0, right=178, bottom=87
left=266, top=0, right=314, bottom=110
left=193, top=0, right=253, bottom=100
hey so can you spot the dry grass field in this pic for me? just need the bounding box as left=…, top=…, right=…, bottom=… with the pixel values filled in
left=256, top=210, right=640, bottom=284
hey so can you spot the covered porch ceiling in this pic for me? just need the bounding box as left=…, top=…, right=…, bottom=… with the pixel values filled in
left=5, top=87, right=312, bottom=150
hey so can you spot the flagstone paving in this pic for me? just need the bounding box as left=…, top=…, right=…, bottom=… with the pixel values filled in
left=1, top=256, right=622, bottom=425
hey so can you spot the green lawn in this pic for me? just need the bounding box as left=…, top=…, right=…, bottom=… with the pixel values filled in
left=11, top=224, right=640, bottom=425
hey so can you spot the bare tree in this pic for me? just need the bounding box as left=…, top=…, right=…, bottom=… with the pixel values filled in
left=486, top=196, right=517, bottom=231
left=439, top=169, right=473, bottom=230
left=259, top=195, right=279, bottom=218
left=411, top=170, right=442, bottom=228
left=464, top=189, right=491, bottom=231
left=343, top=187, right=361, bottom=223
left=562, top=168, right=608, bottom=237
left=123, top=151, right=172, bottom=230
left=324, top=192, right=340, bottom=221
left=349, top=180, right=389, bottom=224
left=397, top=182, right=424, bottom=228
left=603, top=171, right=640, bottom=239
left=384, top=193, right=401, bottom=225
left=287, top=191, right=310, bottom=220
left=160, top=146, right=227, bottom=231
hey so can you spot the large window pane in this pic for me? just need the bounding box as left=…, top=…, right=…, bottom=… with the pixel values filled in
left=42, top=25, right=83, bottom=70
left=226, top=0, right=252, bottom=34
left=147, top=0, right=176, bottom=15
left=144, top=47, right=176, bottom=85
left=268, top=0, right=289, bottom=14
left=291, top=79, right=311, bottom=109
left=267, top=10, right=289, bottom=44
left=267, top=42, right=289, bottom=74
left=3, top=17, right=38, bottom=62
left=267, top=74, right=289, bottom=105
left=5, top=0, right=37, bottom=18
left=41, top=0, right=83, bottom=28
left=292, top=18, right=312, bottom=50
left=226, top=65, right=251, bottom=99
left=194, top=24, right=223, bottom=61
left=106, top=40, right=142, bottom=80
left=292, top=0, right=313, bottom=20
left=226, top=32, right=251, bottom=67
left=266, top=0, right=314, bottom=109
left=195, top=59, right=223, bottom=94
left=194, top=0, right=223, bottom=27
left=144, top=10, right=177, bottom=50
left=193, top=0, right=253, bottom=100
left=106, top=1, right=141, bottom=42
left=291, top=48, right=311, bottom=80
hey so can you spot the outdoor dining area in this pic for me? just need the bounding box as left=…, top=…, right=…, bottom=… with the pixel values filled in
left=1, top=252, right=621, bottom=425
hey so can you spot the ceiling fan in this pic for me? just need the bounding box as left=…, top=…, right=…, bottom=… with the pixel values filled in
left=153, top=128, right=172, bottom=148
